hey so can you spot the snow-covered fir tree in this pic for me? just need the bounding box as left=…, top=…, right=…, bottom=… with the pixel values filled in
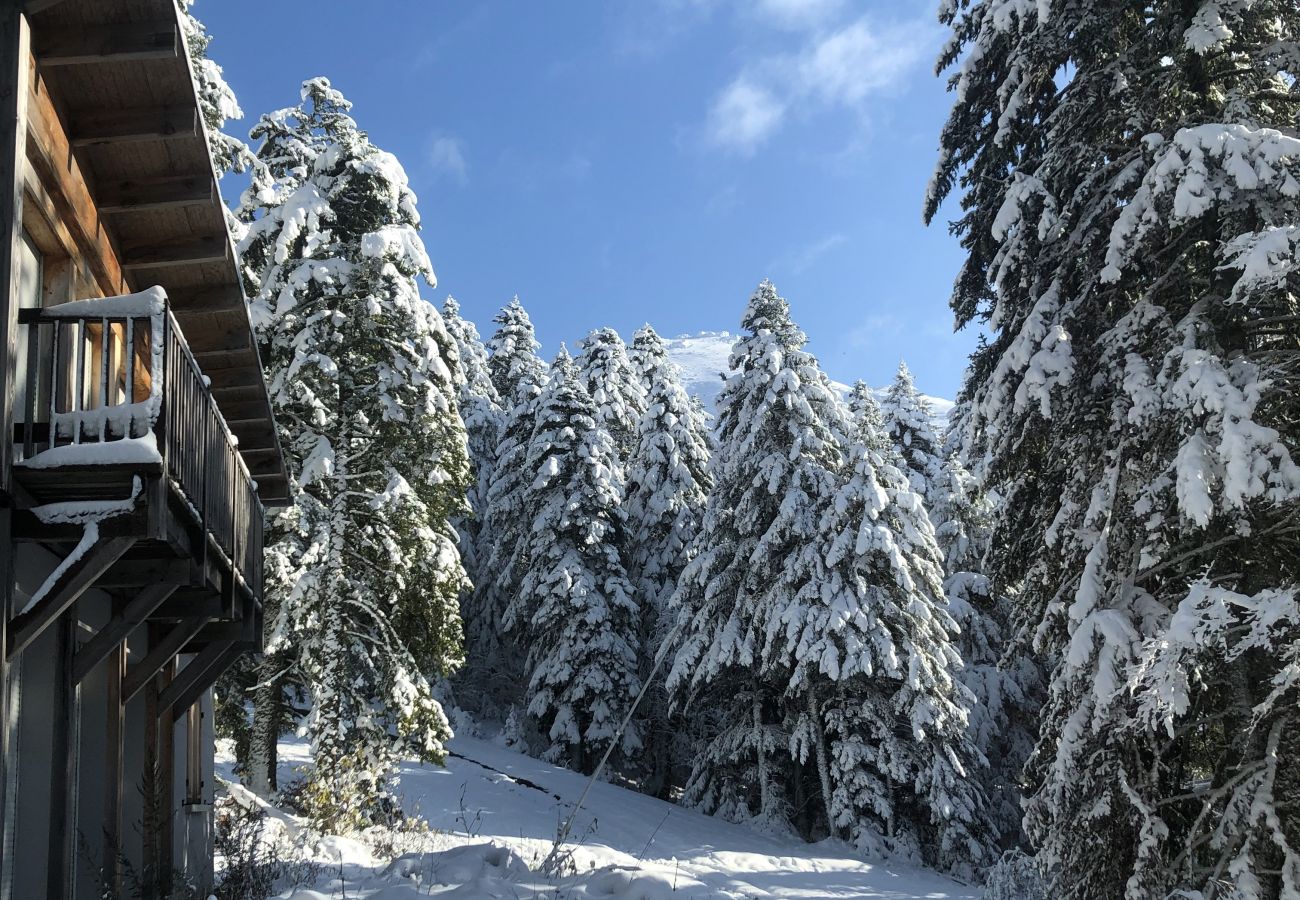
left=470, top=299, right=548, bottom=714
left=577, top=327, right=646, bottom=462
left=667, top=280, right=844, bottom=830
left=511, top=348, right=641, bottom=773
left=929, top=2, right=1300, bottom=895
left=237, top=78, right=470, bottom=827
left=772, top=390, right=993, bottom=876
left=881, top=362, right=945, bottom=502
left=180, top=0, right=254, bottom=178
left=624, top=325, right=712, bottom=794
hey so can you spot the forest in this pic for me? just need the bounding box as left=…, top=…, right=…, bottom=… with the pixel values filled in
left=181, top=1, right=1300, bottom=898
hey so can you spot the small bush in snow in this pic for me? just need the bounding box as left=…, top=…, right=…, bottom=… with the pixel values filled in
left=982, top=850, right=1047, bottom=900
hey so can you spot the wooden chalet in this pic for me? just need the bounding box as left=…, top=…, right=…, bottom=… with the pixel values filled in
left=0, top=0, right=288, bottom=896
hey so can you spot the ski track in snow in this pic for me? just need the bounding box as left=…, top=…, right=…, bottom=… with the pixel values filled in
left=218, top=736, right=978, bottom=899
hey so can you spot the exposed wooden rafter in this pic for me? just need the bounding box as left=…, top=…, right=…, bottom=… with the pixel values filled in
left=96, top=174, right=213, bottom=214
left=120, top=234, right=229, bottom=271
left=34, top=21, right=178, bottom=67
left=69, top=104, right=196, bottom=147
left=122, top=616, right=209, bottom=702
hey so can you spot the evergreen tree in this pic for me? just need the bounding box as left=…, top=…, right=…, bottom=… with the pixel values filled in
left=881, top=362, right=945, bottom=503
left=180, top=0, right=254, bottom=178
left=667, top=280, right=843, bottom=830
left=238, top=79, right=470, bottom=827
left=929, top=2, right=1300, bottom=894
left=578, top=327, right=646, bottom=461
left=472, top=299, right=548, bottom=714
left=512, top=349, right=641, bottom=772
left=624, top=325, right=712, bottom=794
left=771, top=399, right=993, bottom=876
left=441, top=298, right=504, bottom=711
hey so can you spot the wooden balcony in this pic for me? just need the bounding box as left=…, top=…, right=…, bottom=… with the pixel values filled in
left=8, top=287, right=263, bottom=663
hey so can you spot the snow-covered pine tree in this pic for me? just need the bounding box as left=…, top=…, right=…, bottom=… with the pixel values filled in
left=881, top=362, right=945, bottom=501
left=771, top=387, right=993, bottom=876
left=512, top=348, right=641, bottom=773
left=180, top=0, right=254, bottom=178
left=471, top=299, right=548, bottom=714
left=578, top=327, right=646, bottom=462
left=667, top=280, right=843, bottom=830
left=238, top=79, right=470, bottom=827
left=624, top=325, right=712, bottom=794
left=929, top=2, right=1300, bottom=895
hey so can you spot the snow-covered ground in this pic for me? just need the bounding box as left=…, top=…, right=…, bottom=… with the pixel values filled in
left=216, top=735, right=979, bottom=899
left=665, top=331, right=954, bottom=420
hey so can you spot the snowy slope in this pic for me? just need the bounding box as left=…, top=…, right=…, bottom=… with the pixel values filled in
left=217, top=736, right=979, bottom=899
left=665, top=331, right=954, bottom=420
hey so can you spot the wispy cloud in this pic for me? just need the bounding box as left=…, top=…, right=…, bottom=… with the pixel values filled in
left=788, top=232, right=847, bottom=273
left=751, top=0, right=844, bottom=29
left=704, top=14, right=933, bottom=155
left=707, top=80, right=786, bottom=153
left=429, top=136, right=468, bottom=185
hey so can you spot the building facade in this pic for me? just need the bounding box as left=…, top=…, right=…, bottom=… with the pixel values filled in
left=0, top=0, right=286, bottom=896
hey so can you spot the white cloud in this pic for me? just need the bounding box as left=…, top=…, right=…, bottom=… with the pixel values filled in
left=707, top=79, right=786, bottom=153
left=701, top=14, right=933, bottom=154
left=753, top=0, right=843, bottom=29
left=429, top=136, right=468, bottom=185
left=788, top=232, right=847, bottom=273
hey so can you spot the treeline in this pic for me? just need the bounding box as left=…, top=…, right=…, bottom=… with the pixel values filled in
left=447, top=284, right=1028, bottom=877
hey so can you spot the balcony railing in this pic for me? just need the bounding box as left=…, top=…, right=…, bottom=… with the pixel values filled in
left=14, top=287, right=263, bottom=599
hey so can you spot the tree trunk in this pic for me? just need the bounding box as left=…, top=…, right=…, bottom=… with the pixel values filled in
left=248, top=658, right=285, bottom=795
left=808, top=688, right=836, bottom=838
left=754, top=691, right=771, bottom=819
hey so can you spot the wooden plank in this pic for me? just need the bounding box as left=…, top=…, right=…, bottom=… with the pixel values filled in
left=69, top=104, right=196, bottom=147
left=35, top=21, right=179, bottom=66
left=96, top=174, right=213, bottom=213
left=71, top=582, right=178, bottom=684
left=93, top=557, right=190, bottom=589
left=25, top=55, right=128, bottom=296
left=103, top=640, right=126, bottom=897
left=162, top=641, right=242, bottom=723
left=7, top=535, right=135, bottom=658
left=0, top=6, right=30, bottom=849
left=47, top=611, right=77, bottom=898
left=152, top=593, right=225, bottom=621
left=166, top=283, right=245, bottom=313
left=24, top=0, right=72, bottom=14
left=122, top=615, right=208, bottom=702
left=120, top=234, right=229, bottom=270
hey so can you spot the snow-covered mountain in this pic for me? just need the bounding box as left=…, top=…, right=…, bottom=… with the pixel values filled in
left=664, top=331, right=954, bottom=420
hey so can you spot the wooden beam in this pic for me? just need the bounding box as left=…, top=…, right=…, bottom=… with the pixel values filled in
left=120, top=234, right=229, bottom=271
left=24, top=0, right=72, bottom=14
left=168, top=283, right=246, bottom=313
left=47, top=612, right=77, bottom=897
left=96, top=174, right=213, bottom=213
left=7, top=535, right=136, bottom=658
left=72, top=582, right=179, bottom=684
left=103, top=640, right=126, bottom=897
left=94, top=557, right=191, bottom=590
left=69, top=104, right=196, bottom=147
left=0, top=5, right=31, bottom=846
left=123, top=615, right=208, bottom=703
left=25, top=56, right=128, bottom=295
left=153, top=593, right=227, bottom=621
left=35, top=21, right=179, bottom=66
left=163, top=642, right=244, bottom=723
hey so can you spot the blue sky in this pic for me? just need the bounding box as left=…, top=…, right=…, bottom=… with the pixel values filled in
left=198, top=0, right=978, bottom=399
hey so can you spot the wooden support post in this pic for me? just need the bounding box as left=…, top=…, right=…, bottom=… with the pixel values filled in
left=157, top=659, right=176, bottom=890
left=162, top=642, right=242, bottom=723
left=103, top=640, right=125, bottom=897
left=47, top=610, right=77, bottom=898
left=0, top=5, right=29, bottom=877
left=122, top=615, right=207, bottom=703
left=7, top=535, right=136, bottom=658
left=72, top=583, right=178, bottom=684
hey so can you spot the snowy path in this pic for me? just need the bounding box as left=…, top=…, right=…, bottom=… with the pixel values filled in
left=219, top=735, right=978, bottom=899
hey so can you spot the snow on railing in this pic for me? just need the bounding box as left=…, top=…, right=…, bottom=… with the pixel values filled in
left=14, top=287, right=264, bottom=599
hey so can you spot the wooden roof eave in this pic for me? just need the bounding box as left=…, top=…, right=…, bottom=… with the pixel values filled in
left=23, top=0, right=290, bottom=503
